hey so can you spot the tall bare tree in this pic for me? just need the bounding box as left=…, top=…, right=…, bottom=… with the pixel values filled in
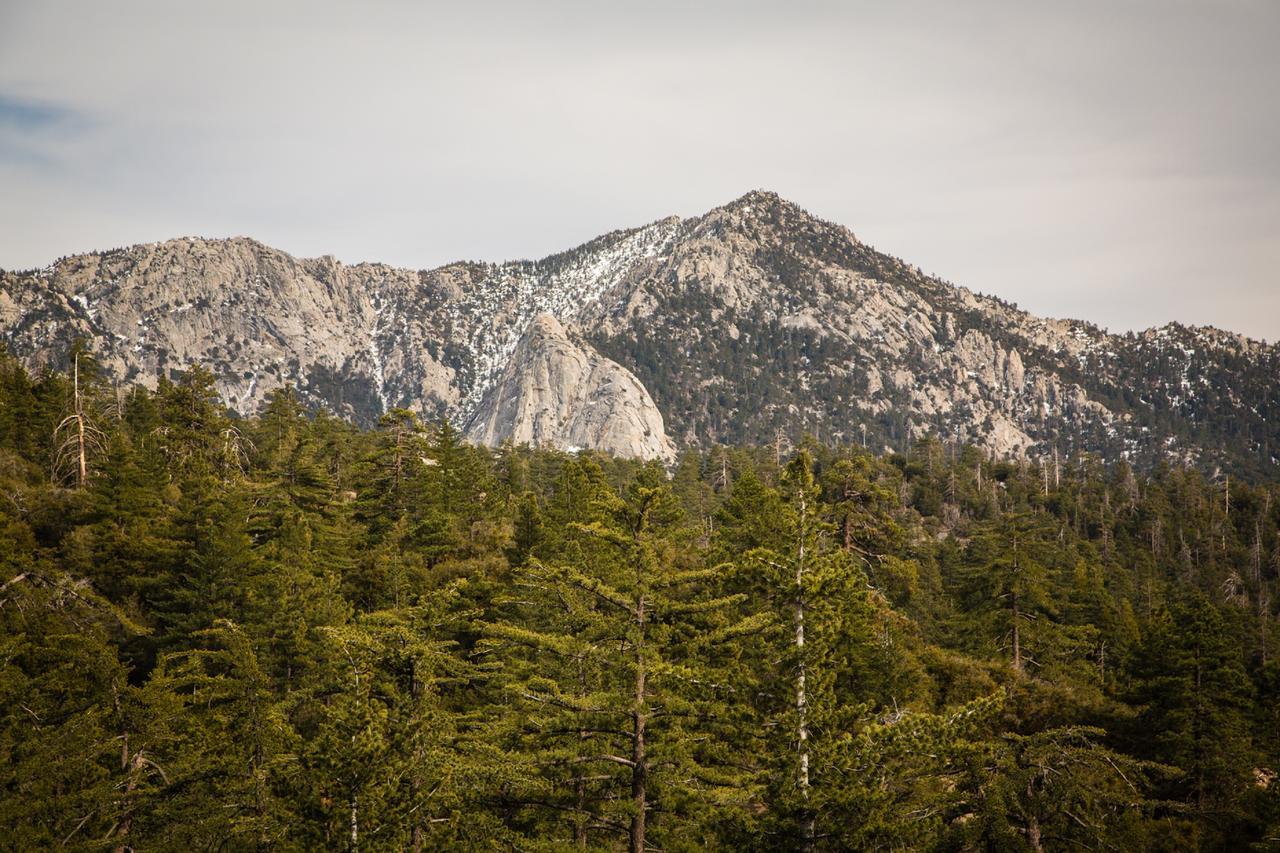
left=53, top=352, right=106, bottom=489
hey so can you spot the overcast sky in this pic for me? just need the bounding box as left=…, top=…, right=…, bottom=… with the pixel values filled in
left=2, top=1, right=1277, bottom=340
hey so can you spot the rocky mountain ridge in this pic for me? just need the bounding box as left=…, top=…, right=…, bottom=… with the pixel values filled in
left=3, top=191, right=1277, bottom=471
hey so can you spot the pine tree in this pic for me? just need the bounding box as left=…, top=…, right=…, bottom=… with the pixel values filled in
left=152, top=366, right=241, bottom=484
left=0, top=346, right=42, bottom=459
left=247, top=508, right=352, bottom=686
left=1126, top=591, right=1256, bottom=827
left=0, top=561, right=165, bottom=850
left=151, top=487, right=258, bottom=649
left=958, top=510, right=1057, bottom=674
left=294, top=585, right=503, bottom=850
left=146, top=620, right=298, bottom=849
left=948, top=725, right=1168, bottom=852
left=738, top=451, right=893, bottom=849
left=506, top=491, right=545, bottom=566
left=354, top=407, right=428, bottom=533
left=1, top=345, right=1278, bottom=848
left=68, top=431, right=177, bottom=604
left=484, top=466, right=767, bottom=850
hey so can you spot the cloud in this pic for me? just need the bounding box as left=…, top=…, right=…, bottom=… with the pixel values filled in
left=0, top=92, right=90, bottom=168
left=0, top=94, right=75, bottom=129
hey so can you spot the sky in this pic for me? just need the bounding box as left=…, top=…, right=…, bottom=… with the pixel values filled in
left=1, top=0, right=1277, bottom=341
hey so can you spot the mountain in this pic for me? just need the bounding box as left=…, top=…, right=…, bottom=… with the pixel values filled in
left=2, top=191, right=1277, bottom=471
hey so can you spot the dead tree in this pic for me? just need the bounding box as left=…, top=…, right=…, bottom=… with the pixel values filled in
left=52, top=353, right=105, bottom=489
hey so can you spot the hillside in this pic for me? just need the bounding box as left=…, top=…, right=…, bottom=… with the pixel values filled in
left=3, top=191, right=1276, bottom=473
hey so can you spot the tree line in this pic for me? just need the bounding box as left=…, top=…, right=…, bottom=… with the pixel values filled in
left=1, top=346, right=1278, bottom=850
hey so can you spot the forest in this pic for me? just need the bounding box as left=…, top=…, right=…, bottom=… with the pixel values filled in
left=1, top=346, right=1279, bottom=851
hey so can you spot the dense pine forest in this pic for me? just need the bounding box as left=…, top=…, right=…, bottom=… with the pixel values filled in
left=2, top=346, right=1279, bottom=851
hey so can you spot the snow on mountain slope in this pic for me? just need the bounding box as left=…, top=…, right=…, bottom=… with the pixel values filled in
left=3, top=191, right=1277, bottom=471
left=432, top=216, right=681, bottom=415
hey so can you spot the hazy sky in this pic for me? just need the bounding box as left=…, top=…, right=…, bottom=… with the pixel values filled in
left=2, top=1, right=1277, bottom=340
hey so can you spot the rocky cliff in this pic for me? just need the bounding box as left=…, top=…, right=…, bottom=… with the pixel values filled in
left=3, top=191, right=1277, bottom=471
left=464, top=314, right=676, bottom=461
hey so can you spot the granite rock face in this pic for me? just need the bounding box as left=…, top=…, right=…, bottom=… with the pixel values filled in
left=464, top=314, right=676, bottom=461
left=3, top=191, right=1277, bottom=470
left=0, top=237, right=435, bottom=422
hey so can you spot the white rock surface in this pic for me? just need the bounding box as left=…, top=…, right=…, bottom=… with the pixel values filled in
left=464, top=315, right=676, bottom=461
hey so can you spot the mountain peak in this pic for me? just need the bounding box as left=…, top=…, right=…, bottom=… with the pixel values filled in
left=727, top=188, right=784, bottom=205
left=717, top=189, right=795, bottom=216
left=704, top=190, right=856, bottom=245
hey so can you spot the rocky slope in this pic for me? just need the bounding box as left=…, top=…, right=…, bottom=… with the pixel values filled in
left=465, top=314, right=676, bottom=461
left=2, top=191, right=1277, bottom=471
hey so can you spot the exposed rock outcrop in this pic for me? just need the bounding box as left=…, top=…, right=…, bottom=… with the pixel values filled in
left=464, top=315, right=676, bottom=461
left=3, top=190, right=1277, bottom=471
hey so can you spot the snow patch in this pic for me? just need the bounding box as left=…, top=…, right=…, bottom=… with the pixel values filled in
left=444, top=218, right=681, bottom=419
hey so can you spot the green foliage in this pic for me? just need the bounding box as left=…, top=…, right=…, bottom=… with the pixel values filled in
left=0, top=353, right=1277, bottom=849
left=482, top=471, right=767, bottom=849
left=1126, top=591, right=1258, bottom=844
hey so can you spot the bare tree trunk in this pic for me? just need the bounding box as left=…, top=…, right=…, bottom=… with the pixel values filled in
left=1259, top=595, right=1270, bottom=668
left=576, top=661, right=589, bottom=850
left=1011, top=533, right=1023, bottom=674
left=73, top=355, right=87, bottom=487
left=1027, top=813, right=1044, bottom=853
left=575, top=775, right=588, bottom=850
left=350, top=791, right=359, bottom=851
left=411, top=662, right=424, bottom=853
left=114, top=752, right=146, bottom=853
left=76, top=406, right=88, bottom=486
left=54, top=353, right=103, bottom=488
left=795, top=489, right=814, bottom=852
left=1011, top=588, right=1022, bottom=674
left=112, top=679, right=142, bottom=853
left=630, top=594, right=647, bottom=853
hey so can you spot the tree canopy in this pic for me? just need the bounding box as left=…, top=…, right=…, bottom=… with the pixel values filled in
left=1, top=349, right=1278, bottom=850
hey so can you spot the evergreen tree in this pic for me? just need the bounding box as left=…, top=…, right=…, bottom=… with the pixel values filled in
left=146, top=620, right=297, bottom=849
left=1126, top=591, right=1256, bottom=833
left=485, top=466, right=767, bottom=850
left=0, top=346, right=1277, bottom=848
left=738, top=451, right=895, bottom=849
left=294, top=585, right=503, bottom=850
left=956, top=511, right=1057, bottom=674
